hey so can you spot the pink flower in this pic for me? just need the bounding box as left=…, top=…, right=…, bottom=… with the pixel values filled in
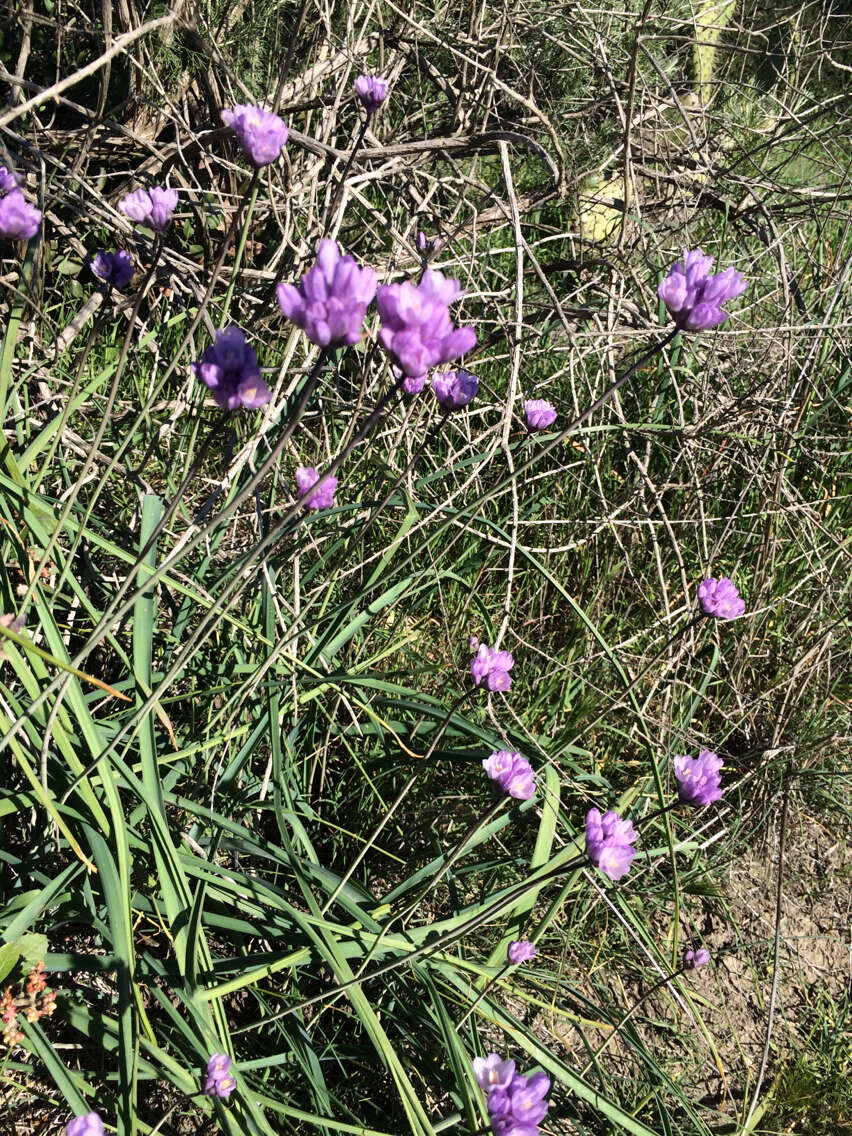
left=674, top=750, right=723, bottom=806
left=277, top=239, right=377, bottom=348
left=507, top=939, right=537, bottom=964
left=483, top=750, right=536, bottom=800
left=377, top=268, right=476, bottom=380
left=295, top=466, right=338, bottom=510
left=222, top=104, right=288, bottom=166
left=585, top=807, right=637, bottom=880
left=120, top=186, right=178, bottom=233
left=698, top=576, right=745, bottom=619
left=471, top=643, right=514, bottom=691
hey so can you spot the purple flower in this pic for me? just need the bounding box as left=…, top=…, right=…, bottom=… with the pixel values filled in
left=295, top=466, right=338, bottom=510
left=120, top=186, right=179, bottom=233
left=473, top=1053, right=516, bottom=1091
left=203, top=1052, right=237, bottom=1099
left=432, top=369, right=478, bottom=409
left=470, top=643, right=514, bottom=692
left=507, top=939, right=537, bottom=965
left=585, top=807, right=638, bottom=881
left=65, top=1115, right=104, bottom=1136
left=192, top=326, right=271, bottom=411
left=684, top=948, right=711, bottom=969
left=354, top=75, right=389, bottom=114
left=475, top=1058, right=551, bottom=1136
left=91, top=249, right=134, bottom=289
left=524, top=399, right=556, bottom=431
left=0, top=189, right=41, bottom=240
left=403, top=374, right=426, bottom=394
left=377, top=268, right=477, bottom=380
left=222, top=104, right=288, bottom=166
left=0, top=166, right=22, bottom=194
left=277, top=239, right=377, bottom=348
left=658, top=248, right=746, bottom=331
left=674, top=749, right=723, bottom=806
left=483, top=750, right=536, bottom=800
left=416, top=231, right=443, bottom=255
left=698, top=576, right=745, bottom=620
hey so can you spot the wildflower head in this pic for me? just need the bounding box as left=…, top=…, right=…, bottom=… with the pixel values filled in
left=377, top=268, right=476, bottom=380
left=0, top=190, right=41, bottom=240
left=295, top=466, right=338, bottom=510
left=474, top=1057, right=551, bottom=1136
left=472, top=1053, right=516, bottom=1091
left=483, top=750, right=536, bottom=800
left=684, top=948, right=711, bottom=969
left=277, top=239, right=377, bottom=348
left=354, top=75, right=389, bottom=114
left=507, top=938, right=537, bottom=965
left=674, top=750, right=723, bottom=806
left=698, top=576, right=745, bottom=620
left=585, top=807, right=637, bottom=880
left=222, top=104, right=289, bottom=166
left=524, top=399, right=557, bottom=431
left=120, top=186, right=178, bottom=233
left=65, top=1115, right=104, bottom=1136
left=470, top=643, right=514, bottom=692
left=416, top=230, right=442, bottom=256
left=90, top=249, right=134, bottom=289
left=658, top=249, right=746, bottom=331
left=432, top=369, right=478, bottom=410
left=192, top=326, right=271, bottom=411
left=203, top=1052, right=237, bottom=1098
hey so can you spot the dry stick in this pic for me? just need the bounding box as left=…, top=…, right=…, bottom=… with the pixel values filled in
left=318, top=113, right=372, bottom=240
left=0, top=6, right=187, bottom=131
left=495, top=141, right=522, bottom=651
left=742, top=781, right=790, bottom=1131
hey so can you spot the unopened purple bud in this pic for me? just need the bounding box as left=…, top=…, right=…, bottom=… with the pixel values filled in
left=432, top=369, right=478, bottom=409
left=658, top=248, right=746, bottom=332
left=0, top=189, right=41, bottom=240
left=698, top=576, right=745, bottom=619
left=507, top=938, right=537, bottom=964
left=483, top=750, right=536, bottom=800
left=65, top=1114, right=104, bottom=1136
left=120, top=186, right=178, bottom=233
left=296, top=466, right=338, bottom=510
left=222, top=104, right=288, bottom=166
left=0, top=166, right=22, bottom=195
left=684, top=948, right=711, bottom=969
left=277, top=239, right=377, bottom=348
left=524, top=399, right=556, bottom=430
left=91, top=249, right=135, bottom=289
left=585, top=807, right=637, bottom=880
left=674, top=750, right=723, bottom=806
left=471, top=643, right=514, bottom=691
left=354, top=75, right=389, bottom=114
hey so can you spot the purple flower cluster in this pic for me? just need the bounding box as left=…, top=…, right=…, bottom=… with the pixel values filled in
left=473, top=1054, right=551, bottom=1136
left=222, top=104, right=289, bottom=166
left=585, top=807, right=638, bottom=880
left=192, top=326, right=271, bottom=410
left=296, top=466, right=338, bottom=510
left=684, top=948, right=711, bottom=969
left=0, top=166, right=41, bottom=240
left=120, top=186, right=178, bottom=233
left=674, top=749, right=723, bottom=806
left=507, top=939, right=536, bottom=965
left=471, top=643, right=514, bottom=691
left=65, top=1115, right=103, bottom=1136
left=658, top=249, right=746, bottom=331
left=354, top=75, right=389, bottom=114
left=698, top=576, right=745, bottom=620
left=203, top=1052, right=237, bottom=1098
left=277, top=239, right=377, bottom=348
left=483, top=750, right=536, bottom=800
left=377, top=268, right=476, bottom=381
left=91, top=249, right=134, bottom=289
left=432, top=369, right=478, bottom=409
left=524, top=399, right=556, bottom=431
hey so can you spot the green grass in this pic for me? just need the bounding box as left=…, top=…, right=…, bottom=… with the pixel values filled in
left=0, top=1, right=850, bottom=1135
